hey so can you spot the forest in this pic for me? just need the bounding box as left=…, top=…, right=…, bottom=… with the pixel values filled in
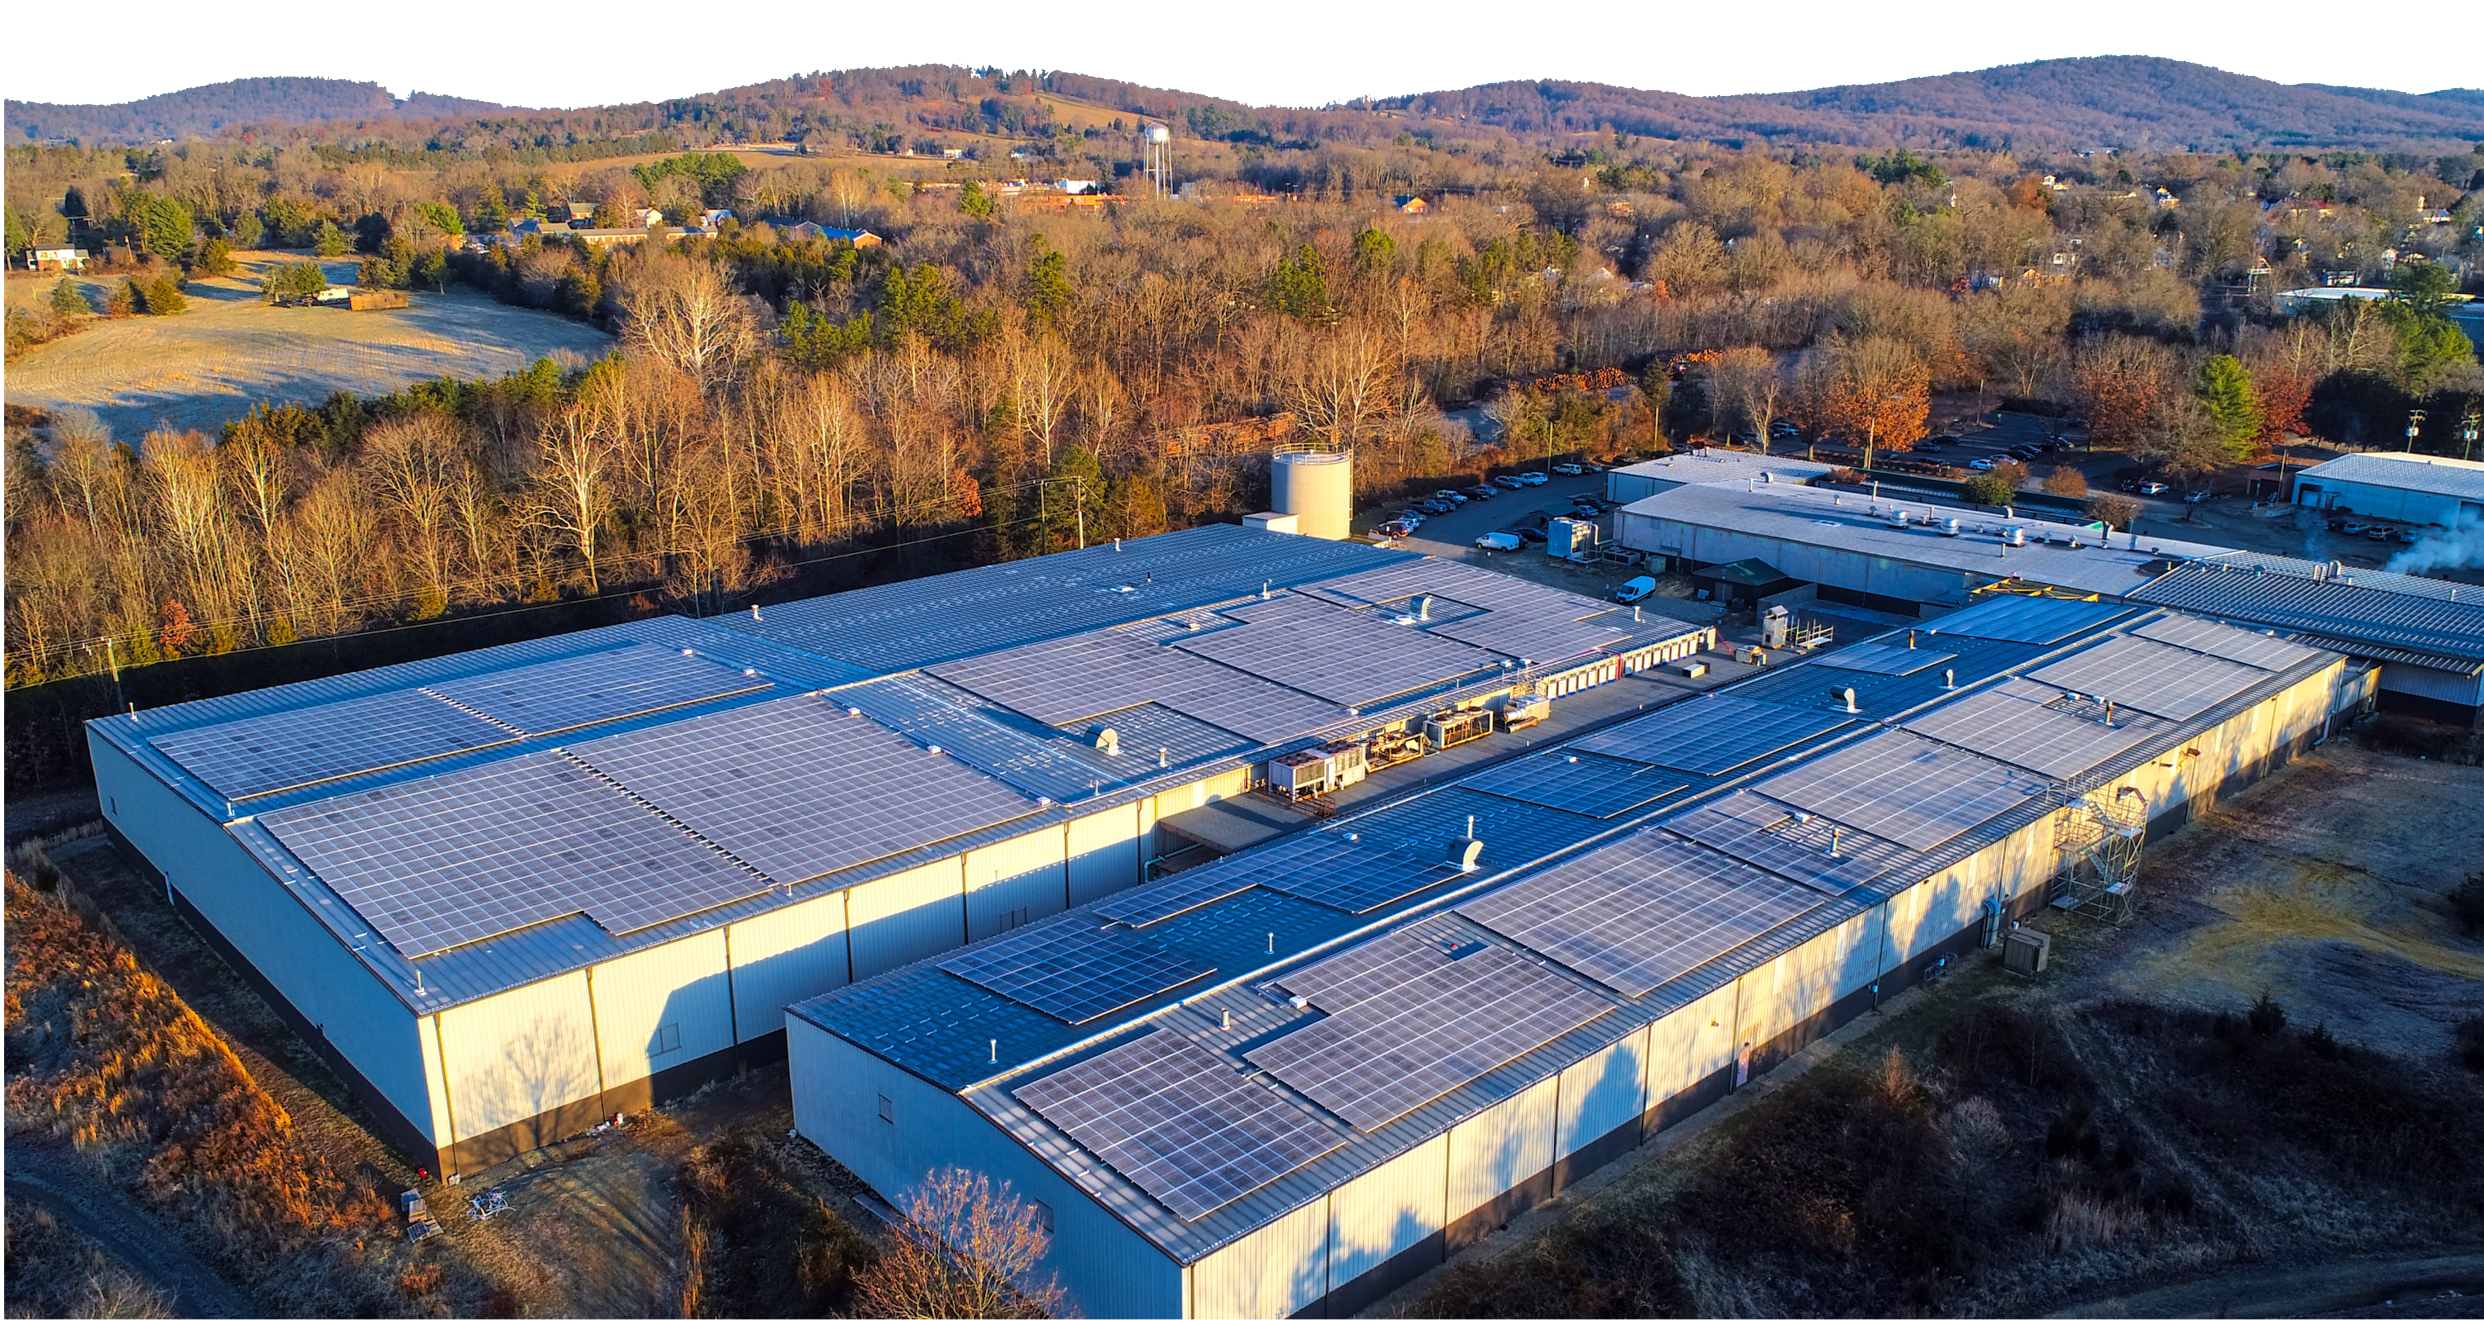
left=4, top=96, right=2482, bottom=692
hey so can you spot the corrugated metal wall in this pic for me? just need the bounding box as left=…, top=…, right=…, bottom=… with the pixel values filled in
left=966, top=825, right=1070, bottom=939
left=1444, top=1075, right=1557, bottom=1226
left=1643, top=984, right=1738, bottom=1110
left=1553, top=1027, right=1648, bottom=1168
left=587, top=930, right=734, bottom=1088
left=848, top=857, right=968, bottom=979
left=726, top=893, right=851, bottom=1042
left=434, top=970, right=601, bottom=1141
left=1324, top=1133, right=1448, bottom=1298
left=1190, top=1195, right=1330, bottom=1319
left=89, top=736, right=442, bottom=1145
left=1067, top=804, right=1146, bottom=906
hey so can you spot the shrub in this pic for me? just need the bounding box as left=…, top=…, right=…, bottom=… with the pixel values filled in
left=1962, top=472, right=2017, bottom=506
left=2042, top=466, right=2089, bottom=497
left=2087, top=492, right=2141, bottom=529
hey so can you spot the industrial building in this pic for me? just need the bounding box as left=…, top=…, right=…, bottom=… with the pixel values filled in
left=788, top=594, right=2368, bottom=1318
left=1618, top=478, right=2484, bottom=722
left=87, top=525, right=1712, bottom=1175
left=2288, top=451, right=2484, bottom=529
left=1603, top=449, right=1834, bottom=504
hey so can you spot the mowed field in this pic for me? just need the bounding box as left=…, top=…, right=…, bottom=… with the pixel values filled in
left=5, top=251, right=613, bottom=440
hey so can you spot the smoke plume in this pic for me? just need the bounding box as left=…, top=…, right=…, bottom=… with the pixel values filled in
left=2384, top=510, right=2484, bottom=575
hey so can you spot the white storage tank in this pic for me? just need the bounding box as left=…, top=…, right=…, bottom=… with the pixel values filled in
left=1272, top=451, right=1353, bottom=540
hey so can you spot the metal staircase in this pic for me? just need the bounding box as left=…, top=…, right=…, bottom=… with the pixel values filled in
left=2046, top=775, right=2147, bottom=925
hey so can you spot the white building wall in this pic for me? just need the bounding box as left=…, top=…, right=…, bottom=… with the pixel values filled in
left=1066, top=804, right=1146, bottom=907
left=1324, top=1132, right=1448, bottom=1294
left=588, top=929, right=734, bottom=1087
left=433, top=970, right=603, bottom=1142
left=726, top=892, right=851, bottom=1043
left=787, top=1018, right=1185, bottom=1319
left=1444, top=1075, right=1558, bottom=1223
left=1553, top=1026, right=1649, bottom=1164
left=1190, top=1195, right=1330, bottom=1319
left=847, top=857, right=967, bottom=979
left=1643, top=983, right=1738, bottom=1114
left=966, top=824, right=1070, bottom=939
left=89, top=736, right=440, bottom=1145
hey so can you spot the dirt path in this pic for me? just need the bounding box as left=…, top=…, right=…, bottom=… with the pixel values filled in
left=2045, top=1251, right=2484, bottom=1318
left=6, top=1152, right=255, bottom=1318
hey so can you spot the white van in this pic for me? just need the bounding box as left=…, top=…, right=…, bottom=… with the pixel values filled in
left=1612, top=575, right=1658, bottom=603
left=1473, top=532, right=1524, bottom=552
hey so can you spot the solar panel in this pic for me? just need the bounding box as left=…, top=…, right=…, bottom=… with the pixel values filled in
left=1172, top=593, right=1501, bottom=708
left=1460, top=828, right=1823, bottom=996
left=1096, top=829, right=1460, bottom=926
left=425, top=643, right=769, bottom=735
left=1095, top=867, right=1265, bottom=928
left=259, top=752, right=764, bottom=957
left=1927, top=595, right=2130, bottom=645
left=1810, top=641, right=1955, bottom=676
left=932, top=631, right=1346, bottom=744
left=1569, top=694, right=1854, bottom=775
left=1753, top=729, right=2051, bottom=851
left=1901, top=677, right=2168, bottom=780
left=149, top=688, right=515, bottom=801
left=1271, top=922, right=1468, bottom=1012
left=943, top=920, right=1215, bottom=1023
left=2133, top=614, right=2324, bottom=671
left=2028, top=635, right=2267, bottom=721
left=568, top=695, right=1044, bottom=885
left=1245, top=943, right=1613, bottom=1130
left=1661, top=791, right=1907, bottom=894
left=1468, top=750, right=1687, bottom=819
left=1013, top=1029, right=1345, bottom=1221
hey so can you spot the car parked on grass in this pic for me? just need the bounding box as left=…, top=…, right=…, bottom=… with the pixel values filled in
left=1552, top=462, right=1587, bottom=476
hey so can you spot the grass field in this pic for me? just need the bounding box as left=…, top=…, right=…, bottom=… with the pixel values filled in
left=4, top=251, right=612, bottom=441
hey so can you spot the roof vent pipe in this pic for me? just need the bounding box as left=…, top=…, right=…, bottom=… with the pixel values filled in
left=1262, top=580, right=1272, bottom=599
left=1633, top=604, right=1642, bottom=621
left=1450, top=836, right=1484, bottom=873
left=1829, top=827, right=1842, bottom=858
left=1942, top=668, right=1956, bottom=690
left=751, top=604, right=761, bottom=621
left=1416, top=595, right=1431, bottom=620
left=1114, top=538, right=1122, bottom=551
left=1842, top=687, right=1859, bottom=713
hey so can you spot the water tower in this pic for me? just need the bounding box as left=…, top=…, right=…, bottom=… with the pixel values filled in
left=1270, top=450, right=1353, bottom=540
left=1141, top=121, right=1171, bottom=198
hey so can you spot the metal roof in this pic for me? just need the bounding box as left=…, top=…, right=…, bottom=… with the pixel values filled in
left=2130, top=561, right=2484, bottom=661
left=2291, top=452, right=2484, bottom=503
left=792, top=604, right=2347, bottom=1263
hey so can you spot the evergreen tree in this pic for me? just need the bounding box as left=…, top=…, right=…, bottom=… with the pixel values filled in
left=2192, top=354, right=2261, bottom=457
left=50, top=276, right=87, bottom=318
left=313, top=220, right=349, bottom=256
left=1022, top=237, right=1070, bottom=327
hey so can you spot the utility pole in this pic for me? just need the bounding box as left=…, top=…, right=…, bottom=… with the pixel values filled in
left=2405, top=408, right=2427, bottom=453
left=2462, top=408, right=2480, bottom=462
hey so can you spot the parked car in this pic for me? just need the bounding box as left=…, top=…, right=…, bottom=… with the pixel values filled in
left=2364, top=526, right=2395, bottom=541
left=2183, top=490, right=2211, bottom=504
left=1516, top=526, right=1549, bottom=544
left=2117, top=479, right=2142, bottom=492
left=1416, top=499, right=1450, bottom=515
left=1552, top=462, right=1587, bottom=476
left=1394, top=512, right=1424, bottom=528
left=1463, top=485, right=1497, bottom=500
left=1917, top=439, right=1947, bottom=452
left=1612, top=575, right=1659, bottom=604
left=1967, top=458, right=1997, bottom=471
left=1434, top=490, right=1468, bottom=505
left=1571, top=504, right=1604, bottom=519
left=1518, top=470, right=1550, bottom=485
left=2138, top=481, right=2171, bottom=496
left=1493, top=475, right=1528, bottom=490
left=2396, top=528, right=2421, bottom=543
left=2338, top=521, right=2371, bottom=535
left=1372, top=520, right=1415, bottom=539
left=1474, top=531, right=1524, bottom=552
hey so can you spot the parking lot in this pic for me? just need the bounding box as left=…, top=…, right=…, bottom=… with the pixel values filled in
left=1355, top=468, right=1702, bottom=607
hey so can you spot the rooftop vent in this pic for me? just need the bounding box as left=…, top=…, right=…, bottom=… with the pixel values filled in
left=1094, top=727, right=1121, bottom=756
left=1449, top=836, right=1485, bottom=873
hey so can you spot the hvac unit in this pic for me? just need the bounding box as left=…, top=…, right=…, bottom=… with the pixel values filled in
left=1423, top=708, right=1494, bottom=751
left=2003, top=929, right=2052, bottom=977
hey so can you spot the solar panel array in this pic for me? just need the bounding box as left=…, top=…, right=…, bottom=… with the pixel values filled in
left=2133, top=614, right=2323, bottom=671
left=1900, top=677, right=2168, bottom=780
left=1272, top=924, right=1467, bottom=1012
left=1245, top=942, right=1612, bottom=1129
left=568, top=695, right=1043, bottom=885
left=1569, top=694, right=1854, bottom=775
left=1755, top=729, right=2050, bottom=851
left=1094, top=829, right=1460, bottom=926
left=1172, top=593, right=1499, bottom=708
left=930, top=631, right=1344, bottom=745
left=260, top=752, right=763, bottom=957
left=1811, top=641, right=1955, bottom=676
left=1661, top=791, right=1908, bottom=894
left=1928, top=595, right=2130, bottom=645
left=2028, top=635, right=2267, bottom=721
left=841, top=677, right=1131, bottom=804
left=1298, top=558, right=1639, bottom=663
left=1461, top=828, right=1823, bottom=996
left=149, top=688, right=515, bottom=801
left=1013, top=1029, right=1345, bottom=1221
left=1468, top=751, right=1687, bottom=819
left=426, top=643, right=769, bottom=735
left=943, top=921, right=1215, bottom=1024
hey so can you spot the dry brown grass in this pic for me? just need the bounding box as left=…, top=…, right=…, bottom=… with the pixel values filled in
left=670, top=1126, right=878, bottom=1317
left=1, top=1203, right=176, bottom=1318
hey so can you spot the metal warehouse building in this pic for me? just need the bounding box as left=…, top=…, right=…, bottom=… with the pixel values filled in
left=787, top=595, right=2368, bottom=1318
left=89, top=525, right=1711, bottom=1175
left=1618, top=479, right=2484, bottom=723
left=2290, top=451, right=2484, bottom=528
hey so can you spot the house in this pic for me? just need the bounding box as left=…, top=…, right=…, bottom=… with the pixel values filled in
left=1392, top=195, right=1428, bottom=214
left=632, top=207, right=664, bottom=228
left=701, top=209, right=734, bottom=228
left=783, top=221, right=883, bottom=248
left=1058, top=179, right=1101, bottom=195
left=29, top=245, right=88, bottom=272
left=941, top=147, right=966, bottom=160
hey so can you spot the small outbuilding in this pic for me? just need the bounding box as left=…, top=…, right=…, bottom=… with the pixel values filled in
left=2290, top=452, right=2484, bottom=529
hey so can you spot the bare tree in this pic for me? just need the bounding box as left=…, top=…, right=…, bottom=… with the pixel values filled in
left=1705, top=346, right=1785, bottom=450
left=363, top=415, right=463, bottom=599
left=532, top=406, right=615, bottom=591
left=850, top=1168, right=1068, bottom=1320
left=622, top=258, right=759, bottom=395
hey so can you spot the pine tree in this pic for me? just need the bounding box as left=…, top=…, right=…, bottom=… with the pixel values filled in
left=50, top=276, right=86, bottom=318
left=2192, top=354, right=2261, bottom=458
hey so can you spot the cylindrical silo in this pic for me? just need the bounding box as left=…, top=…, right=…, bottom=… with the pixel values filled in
left=1271, top=451, right=1353, bottom=540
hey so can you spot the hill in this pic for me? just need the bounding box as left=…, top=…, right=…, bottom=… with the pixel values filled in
left=5, top=78, right=504, bottom=144
left=6, top=58, right=2481, bottom=153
